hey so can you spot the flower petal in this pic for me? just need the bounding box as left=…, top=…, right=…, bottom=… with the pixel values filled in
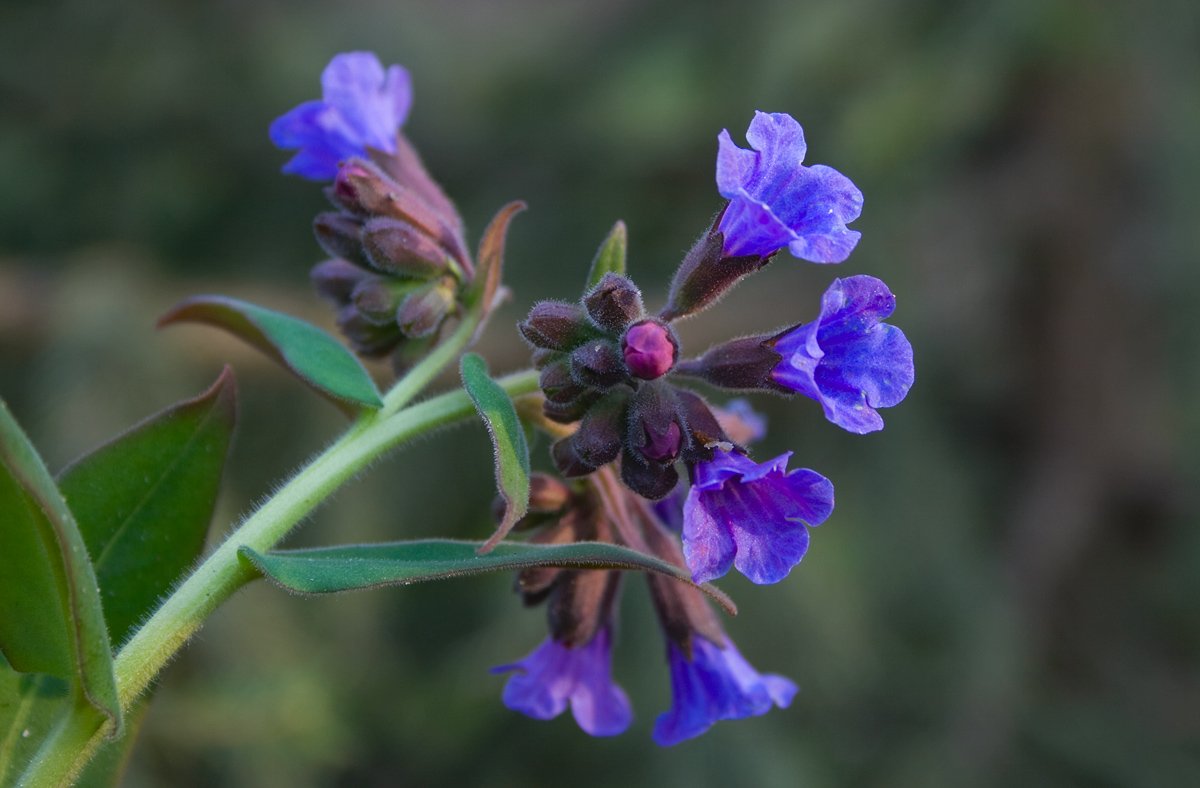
left=682, top=487, right=736, bottom=584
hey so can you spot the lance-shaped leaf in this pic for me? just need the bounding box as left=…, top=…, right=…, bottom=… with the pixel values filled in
left=468, top=201, right=526, bottom=317
left=0, top=401, right=121, bottom=733
left=585, top=220, right=628, bottom=289
left=57, top=368, right=237, bottom=646
left=461, top=353, right=530, bottom=554
left=239, top=540, right=736, bottom=615
left=158, top=295, right=382, bottom=413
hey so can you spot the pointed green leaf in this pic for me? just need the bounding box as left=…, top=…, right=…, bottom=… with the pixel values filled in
left=585, top=220, right=627, bottom=289
left=158, top=295, right=382, bottom=412
left=460, top=353, right=530, bottom=553
left=57, top=368, right=237, bottom=646
left=239, top=539, right=735, bottom=614
left=0, top=401, right=121, bottom=732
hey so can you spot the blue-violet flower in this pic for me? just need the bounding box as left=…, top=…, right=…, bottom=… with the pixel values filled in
left=683, top=449, right=834, bottom=585
left=492, top=626, right=632, bottom=737
left=772, top=275, right=914, bottom=434
left=717, top=111, right=863, bottom=263
left=270, top=51, right=412, bottom=181
left=654, top=635, right=797, bottom=746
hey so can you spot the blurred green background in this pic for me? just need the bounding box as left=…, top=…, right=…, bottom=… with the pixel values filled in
left=2, top=0, right=1198, bottom=785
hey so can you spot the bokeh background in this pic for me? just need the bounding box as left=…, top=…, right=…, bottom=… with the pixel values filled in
left=2, top=0, right=1198, bottom=785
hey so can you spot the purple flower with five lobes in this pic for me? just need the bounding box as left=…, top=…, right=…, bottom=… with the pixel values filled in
left=772, top=275, right=914, bottom=434
left=683, top=448, right=834, bottom=585
left=270, top=52, right=412, bottom=181
left=717, top=111, right=863, bottom=263
left=492, top=626, right=633, bottom=737
left=654, top=635, right=797, bottom=746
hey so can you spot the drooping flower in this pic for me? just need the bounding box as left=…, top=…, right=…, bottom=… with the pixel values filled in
left=682, top=448, right=834, bottom=585
left=653, top=635, right=797, bottom=746
left=270, top=52, right=412, bottom=180
left=492, top=626, right=632, bottom=737
left=716, top=111, right=863, bottom=263
left=772, top=275, right=914, bottom=434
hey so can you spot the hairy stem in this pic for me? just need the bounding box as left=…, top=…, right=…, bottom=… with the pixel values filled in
left=18, top=368, right=538, bottom=788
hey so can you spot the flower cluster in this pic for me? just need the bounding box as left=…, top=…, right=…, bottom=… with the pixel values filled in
left=272, top=52, right=491, bottom=371
left=273, top=53, right=914, bottom=746
left=502, top=109, right=913, bottom=743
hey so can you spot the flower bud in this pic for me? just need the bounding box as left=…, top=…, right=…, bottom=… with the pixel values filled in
left=351, top=277, right=408, bottom=326
left=311, top=258, right=370, bottom=305
left=313, top=212, right=369, bottom=267
left=539, top=359, right=588, bottom=405
left=674, top=390, right=731, bottom=457
left=620, top=448, right=680, bottom=500
left=551, top=438, right=594, bottom=478
left=336, top=305, right=402, bottom=357
left=335, top=158, right=465, bottom=263
left=673, top=335, right=783, bottom=391
left=626, top=381, right=687, bottom=465
left=556, top=391, right=628, bottom=473
left=583, top=273, right=644, bottom=333
left=569, top=340, right=627, bottom=389
left=542, top=391, right=601, bottom=424
left=519, top=300, right=600, bottom=352
left=660, top=222, right=769, bottom=322
left=622, top=320, right=677, bottom=380
left=395, top=279, right=455, bottom=338
left=361, top=216, right=450, bottom=279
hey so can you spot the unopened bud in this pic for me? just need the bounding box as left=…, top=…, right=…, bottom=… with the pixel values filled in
left=361, top=216, right=449, bottom=279
left=583, top=273, right=644, bottom=333
left=539, top=359, right=587, bottom=404
left=311, top=259, right=370, bottom=305
left=622, top=320, right=677, bottom=380
left=543, top=391, right=601, bottom=424
left=570, top=340, right=627, bottom=389
left=567, top=391, right=627, bottom=469
left=674, top=390, right=731, bottom=457
left=620, top=448, right=680, bottom=500
left=313, top=212, right=368, bottom=267
left=351, top=277, right=408, bottom=326
left=336, top=305, right=402, bottom=358
left=396, top=279, right=455, bottom=338
left=519, top=301, right=600, bottom=352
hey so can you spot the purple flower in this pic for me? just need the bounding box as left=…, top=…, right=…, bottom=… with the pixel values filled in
left=683, top=449, right=834, bottom=585
left=270, top=52, right=412, bottom=181
left=492, top=626, right=632, bottom=737
left=772, top=275, right=914, bottom=434
left=716, top=111, right=863, bottom=263
left=654, top=635, right=797, bottom=746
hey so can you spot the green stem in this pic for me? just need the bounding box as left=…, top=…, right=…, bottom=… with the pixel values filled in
left=17, top=369, right=538, bottom=788
left=380, top=310, right=481, bottom=417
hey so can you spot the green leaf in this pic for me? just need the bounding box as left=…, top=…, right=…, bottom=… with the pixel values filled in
left=0, top=663, right=69, bottom=786
left=460, top=353, right=530, bottom=553
left=57, top=368, right=237, bottom=646
left=585, top=220, right=627, bottom=289
left=158, top=295, right=383, bottom=413
left=0, top=401, right=121, bottom=732
left=239, top=539, right=736, bottom=614
left=0, top=661, right=142, bottom=788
